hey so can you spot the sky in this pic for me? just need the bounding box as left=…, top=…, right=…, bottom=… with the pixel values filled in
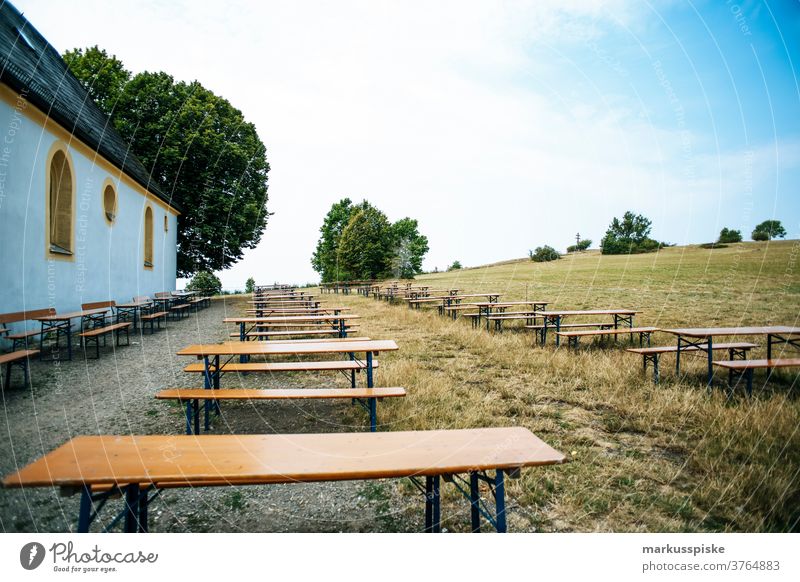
left=15, top=0, right=800, bottom=288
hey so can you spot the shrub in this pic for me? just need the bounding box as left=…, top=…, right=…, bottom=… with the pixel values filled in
left=751, top=230, right=769, bottom=241
left=717, top=228, right=742, bottom=243
left=529, top=245, right=560, bottom=262
left=186, top=271, right=222, bottom=296
left=448, top=261, right=462, bottom=271
left=567, top=239, right=592, bottom=253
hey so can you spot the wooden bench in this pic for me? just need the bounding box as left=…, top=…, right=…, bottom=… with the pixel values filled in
left=483, top=313, right=546, bottom=331
left=557, top=326, right=660, bottom=349
left=229, top=328, right=359, bottom=340
left=525, top=322, right=614, bottom=344
left=183, top=360, right=380, bottom=374
left=157, top=386, right=406, bottom=433
left=0, top=349, right=39, bottom=389
left=79, top=322, right=132, bottom=359
left=627, top=342, right=758, bottom=383
left=0, top=308, right=56, bottom=350
left=140, top=309, right=169, bottom=333
left=2, top=428, right=566, bottom=533
left=713, top=358, right=800, bottom=396
left=155, top=292, right=190, bottom=320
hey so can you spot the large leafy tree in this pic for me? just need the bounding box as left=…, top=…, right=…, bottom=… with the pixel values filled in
left=752, top=220, right=786, bottom=240
left=311, top=200, right=430, bottom=281
left=601, top=211, right=662, bottom=254
left=337, top=206, right=395, bottom=280
left=63, top=47, right=270, bottom=276
left=311, top=198, right=359, bottom=282
left=390, top=218, right=429, bottom=278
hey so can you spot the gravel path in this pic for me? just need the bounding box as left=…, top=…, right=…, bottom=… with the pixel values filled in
left=0, top=298, right=421, bottom=532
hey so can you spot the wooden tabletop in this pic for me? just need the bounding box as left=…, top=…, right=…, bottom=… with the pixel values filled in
left=177, top=339, right=398, bottom=357
left=115, top=302, right=153, bottom=308
left=224, top=315, right=360, bottom=324
left=409, top=293, right=502, bottom=302
left=661, top=326, right=800, bottom=338
left=469, top=301, right=548, bottom=307
left=36, top=308, right=108, bottom=321
left=2, top=428, right=566, bottom=488
left=537, top=309, right=639, bottom=317
left=253, top=294, right=315, bottom=300
left=245, top=307, right=348, bottom=312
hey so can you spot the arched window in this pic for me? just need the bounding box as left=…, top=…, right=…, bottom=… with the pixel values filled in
left=144, top=206, right=154, bottom=268
left=103, top=183, right=117, bottom=223
left=48, top=150, right=73, bottom=254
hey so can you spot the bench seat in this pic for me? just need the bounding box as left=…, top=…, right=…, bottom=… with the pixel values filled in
left=713, top=358, right=800, bottom=396
left=79, top=323, right=132, bottom=359
left=229, top=328, right=357, bottom=339
left=0, top=349, right=39, bottom=389
left=139, top=310, right=168, bottom=333
left=626, top=342, right=758, bottom=383
left=557, top=326, right=660, bottom=348
left=157, top=387, right=406, bottom=434
left=183, top=360, right=379, bottom=374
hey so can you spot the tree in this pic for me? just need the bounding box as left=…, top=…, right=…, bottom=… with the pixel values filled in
left=717, top=228, right=743, bottom=243
left=448, top=261, right=462, bottom=271
left=529, top=245, right=560, bottom=262
left=62, top=46, right=130, bottom=117
left=601, top=211, right=662, bottom=254
left=752, top=220, right=786, bottom=240
left=311, top=200, right=429, bottom=281
left=186, top=271, right=222, bottom=296
left=245, top=277, right=256, bottom=294
left=390, top=218, right=429, bottom=278
left=311, top=198, right=358, bottom=282
left=336, top=206, right=395, bottom=280
left=751, top=230, right=769, bottom=241
left=64, top=48, right=270, bottom=277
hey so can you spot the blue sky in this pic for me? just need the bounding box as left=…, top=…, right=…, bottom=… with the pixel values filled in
left=15, top=0, right=800, bottom=286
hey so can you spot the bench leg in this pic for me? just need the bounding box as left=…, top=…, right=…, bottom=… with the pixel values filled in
left=123, top=484, right=141, bottom=533
left=470, top=472, right=481, bottom=533
left=3, top=363, right=10, bottom=391
left=78, top=485, right=93, bottom=533
left=185, top=401, right=193, bottom=435
left=746, top=368, right=753, bottom=398
left=494, top=470, right=507, bottom=533
left=424, top=475, right=441, bottom=533
left=368, top=398, right=377, bottom=432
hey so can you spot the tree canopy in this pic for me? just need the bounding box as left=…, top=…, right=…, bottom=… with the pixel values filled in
left=601, top=211, right=663, bottom=254
left=752, top=220, right=786, bottom=240
left=63, top=46, right=270, bottom=277
left=311, top=199, right=429, bottom=282
left=718, top=228, right=743, bottom=243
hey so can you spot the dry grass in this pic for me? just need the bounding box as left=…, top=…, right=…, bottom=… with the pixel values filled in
left=331, top=241, right=800, bottom=532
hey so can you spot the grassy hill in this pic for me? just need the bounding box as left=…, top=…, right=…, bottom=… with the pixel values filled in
left=333, top=240, right=799, bottom=532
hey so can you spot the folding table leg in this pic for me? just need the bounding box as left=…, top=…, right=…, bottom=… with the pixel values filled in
left=494, top=470, right=507, bottom=533
left=78, top=485, right=93, bottom=533
left=123, top=485, right=141, bottom=533
left=470, top=472, right=481, bottom=532
left=424, top=475, right=441, bottom=533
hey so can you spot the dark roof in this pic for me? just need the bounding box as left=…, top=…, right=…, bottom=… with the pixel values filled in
left=0, top=2, right=180, bottom=212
